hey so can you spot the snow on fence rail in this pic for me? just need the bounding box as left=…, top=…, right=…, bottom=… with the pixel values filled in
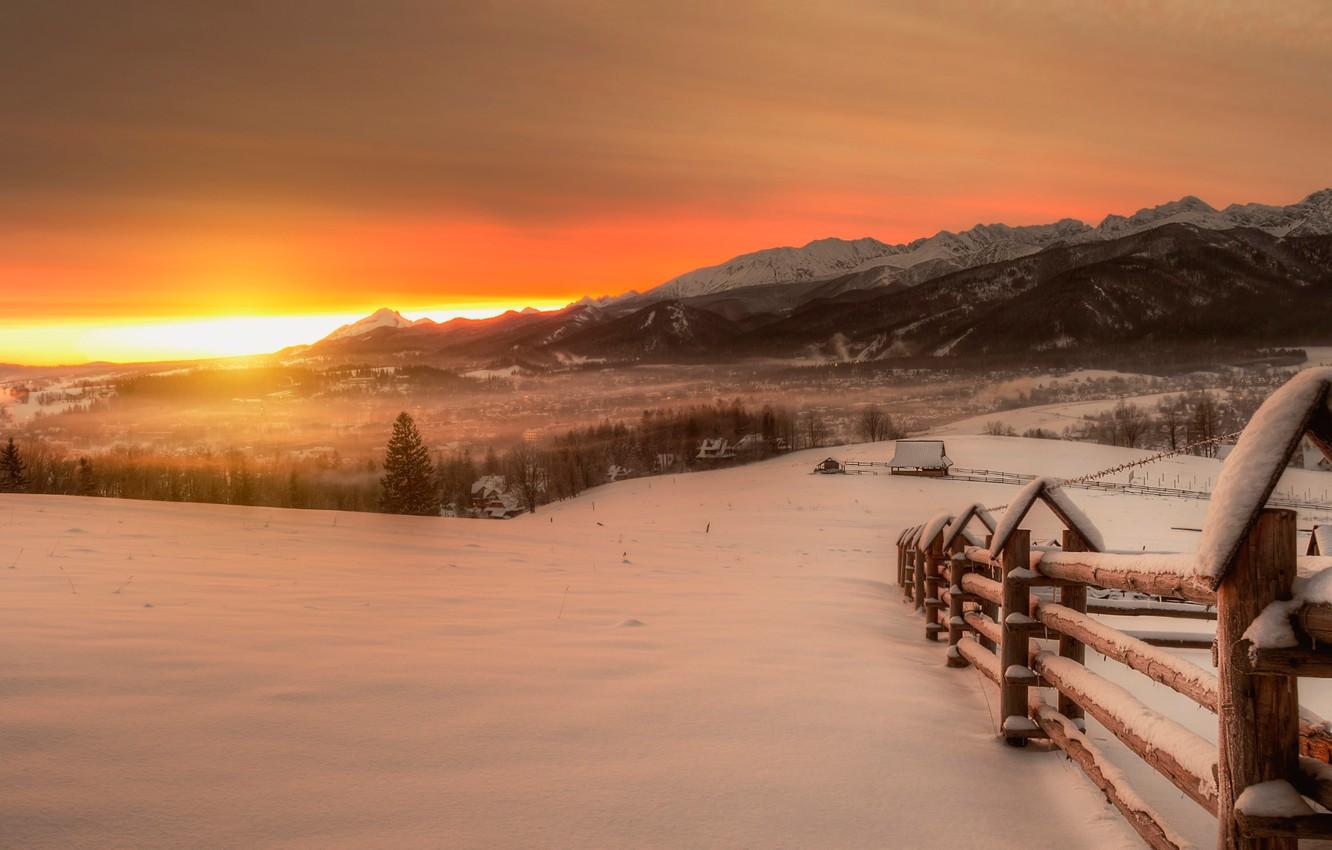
left=893, top=368, right=1332, bottom=850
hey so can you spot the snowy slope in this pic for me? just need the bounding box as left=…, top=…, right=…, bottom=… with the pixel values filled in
left=6, top=435, right=1332, bottom=848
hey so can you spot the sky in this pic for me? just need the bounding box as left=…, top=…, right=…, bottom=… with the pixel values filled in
left=2, top=0, right=1331, bottom=364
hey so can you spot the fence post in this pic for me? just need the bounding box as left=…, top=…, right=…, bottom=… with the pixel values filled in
left=1000, top=528, right=1035, bottom=745
left=913, top=548, right=925, bottom=610
left=1059, top=529, right=1088, bottom=726
left=925, top=536, right=943, bottom=641
left=896, top=541, right=905, bottom=589
left=947, top=543, right=968, bottom=668
left=979, top=532, right=998, bottom=652
left=1216, top=508, right=1299, bottom=850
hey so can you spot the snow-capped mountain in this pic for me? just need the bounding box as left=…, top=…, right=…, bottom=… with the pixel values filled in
left=649, top=237, right=906, bottom=299
left=323, top=308, right=430, bottom=342
left=641, top=189, right=1332, bottom=301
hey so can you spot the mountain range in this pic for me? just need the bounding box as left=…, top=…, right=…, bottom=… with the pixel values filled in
left=297, top=189, right=1332, bottom=368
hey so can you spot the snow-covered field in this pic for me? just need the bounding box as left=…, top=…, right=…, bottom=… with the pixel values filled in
left=4, top=436, right=1332, bottom=848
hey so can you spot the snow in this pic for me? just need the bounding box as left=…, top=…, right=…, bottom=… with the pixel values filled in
left=1033, top=653, right=1219, bottom=806
left=987, top=477, right=1103, bottom=558
left=1234, top=780, right=1315, bottom=818
left=887, top=439, right=952, bottom=470
left=918, top=510, right=953, bottom=550
left=11, top=426, right=1332, bottom=849
left=0, top=436, right=1163, bottom=850
left=322, top=307, right=426, bottom=342
left=1197, top=368, right=1332, bottom=587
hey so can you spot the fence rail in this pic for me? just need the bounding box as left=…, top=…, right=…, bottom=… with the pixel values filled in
left=891, top=369, right=1332, bottom=849
left=852, top=461, right=1332, bottom=514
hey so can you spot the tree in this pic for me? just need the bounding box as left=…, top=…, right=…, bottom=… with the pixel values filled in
left=0, top=437, right=27, bottom=492
left=859, top=406, right=887, bottom=442
left=505, top=441, right=546, bottom=514
left=1111, top=400, right=1150, bottom=448
left=380, top=412, right=439, bottom=516
left=76, top=457, right=96, bottom=497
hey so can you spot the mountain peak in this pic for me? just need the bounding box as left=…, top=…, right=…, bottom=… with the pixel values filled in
left=323, top=308, right=424, bottom=342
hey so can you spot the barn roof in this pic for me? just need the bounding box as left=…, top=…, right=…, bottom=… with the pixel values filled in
left=888, top=440, right=953, bottom=470
left=1197, top=368, right=1332, bottom=588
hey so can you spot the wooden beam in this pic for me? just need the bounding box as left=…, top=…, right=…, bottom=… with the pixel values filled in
left=959, top=572, right=1002, bottom=607
left=1235, top=646, right=1332, bottom=677
left=1127, top=631, right=1215, bottom=650
left=913, top=549, right=925, bottom=612
left=963, top=611, right=1002, bottom=646
left=1032, top=651, right=1219, bottom=814
left=1087, top=599, right=1218, bottom=620
left=1028, top=697, right=1191, bottom=850
left=1295, top=603, right=1332, bottom=647
left=1235, top=812, right=1332, bottom=840
left=1000, top=529, right=1032, bottom=747
left=1216, top=508, right=1300, bottom=850
left=1060, top=529, right=1089, bottom=724
left=956, top=638, right=1000, bottom=687
left=1036, top=602, right=1218, bottom=710
left=1037, top=552, right=1216, bottom=604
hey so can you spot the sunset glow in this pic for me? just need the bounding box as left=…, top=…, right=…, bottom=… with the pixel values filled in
left=0, top=302, right=569, bottom=366
left=3, top=1, right=1331, bottom=365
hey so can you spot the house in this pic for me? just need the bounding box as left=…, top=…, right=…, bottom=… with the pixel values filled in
left=813, top=457, right=844, bottom=474
left=607, top=464, right=632, bottom=482
left=654, top=452, right=679, bottom=473
left=696, top=438, right=735, bottom=461
left=733, top=434, right=765, bottom=455
left=887, top=440, right=952, bottom=477
left=470, top=475, right=525, bottom=519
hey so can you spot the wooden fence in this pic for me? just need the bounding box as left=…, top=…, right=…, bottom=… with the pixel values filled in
left=893, top=368, right=1332, bottom=850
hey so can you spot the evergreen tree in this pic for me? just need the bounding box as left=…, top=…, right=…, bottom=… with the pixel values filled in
left=0, top=437, right=27, bottom=492
left=381, top=412, right=438, bottom=516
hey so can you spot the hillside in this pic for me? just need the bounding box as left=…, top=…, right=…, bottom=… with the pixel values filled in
left=7, top=435, right=1332, bottom=848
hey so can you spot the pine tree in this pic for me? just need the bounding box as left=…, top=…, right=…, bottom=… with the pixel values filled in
left=0, top=437, right=27, bottom=492
left=381, top=412, right=438, bottom=516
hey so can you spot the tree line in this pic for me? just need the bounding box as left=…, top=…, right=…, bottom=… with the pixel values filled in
left=4, top=398, right=891, bottom=518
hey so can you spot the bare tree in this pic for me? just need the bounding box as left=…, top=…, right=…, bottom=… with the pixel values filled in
left=1112, top=400, right=1150, bottom=448
left=859, top=405, right=898, bottom=442
left=505, top=441, right=546, bottom=514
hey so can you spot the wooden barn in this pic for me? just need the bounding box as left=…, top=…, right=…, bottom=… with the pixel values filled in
left=887, top=440, right=952, bottom=477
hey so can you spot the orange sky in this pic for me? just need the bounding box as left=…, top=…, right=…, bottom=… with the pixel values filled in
left=3, top=1, right=1331, bottom=364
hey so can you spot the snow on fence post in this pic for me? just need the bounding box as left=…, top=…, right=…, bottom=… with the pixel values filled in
left=1000, top=528, right=1038, bottom=745
left=924, top=535, right=944, bottom=641
left=1217, top=508, right=1300, bottom=850
left=1059, top=528, right=1089, bottom=727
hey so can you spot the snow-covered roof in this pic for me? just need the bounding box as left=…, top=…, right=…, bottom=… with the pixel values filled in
left=987, top=478, right=1104, bottom=558
left=887, top=440, right=952, bottom=470
left=1197, top=368, right=1332, bottom=588
left=471, top=474, right=507, bottom=496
